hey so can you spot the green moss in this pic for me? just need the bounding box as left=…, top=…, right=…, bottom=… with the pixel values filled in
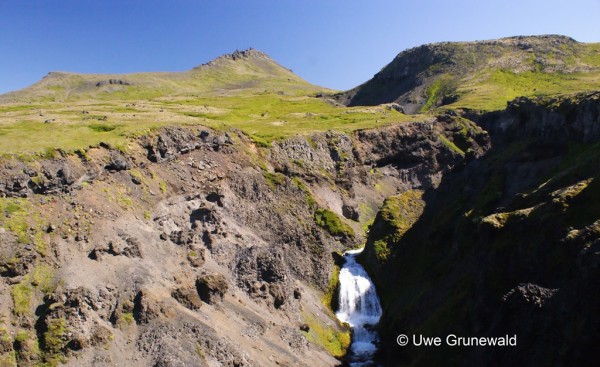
left=42, top=318, right=67, bottom=366
left=0, top=198, right=45, bottom=248
left=14, top=331, right=29, bottom=343
left=144, top=210, right=151, bottom=220
left=129, top=169, right=145, bottom=184
left=292, top=177, right=316, bottom=208
left=33, top=231, right=47, bottom=257
left=120, top=312, right=134, bottom=326
left=159, top=181, right=167, bottom=194
left=11, top=281, right=33, bottom=316
left=31, top=265, right=56, bottom=294
left=0, top=352, right=16, bottom=367
left=195, top=343, right=207, bottom=361
left=314, top=209, right=355, bottom=237
left=438, top=134, right=465, bottom=155
left=116, top=190, right=134, bottom=209
left=322, top=264, right=340, bottom=311
left=302, top=313, right=351, bottom=358
left=421, top=75, right=458, bottom=111
left=263, top=172, right=286, bottom=189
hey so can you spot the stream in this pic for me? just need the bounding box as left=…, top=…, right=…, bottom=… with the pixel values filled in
left=335, top=248, right=383, bottom=366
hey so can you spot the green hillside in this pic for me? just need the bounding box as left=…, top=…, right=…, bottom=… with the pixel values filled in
left=0, top=49, right=414, bottom=156
left=338, top=35, right=600, bottom=113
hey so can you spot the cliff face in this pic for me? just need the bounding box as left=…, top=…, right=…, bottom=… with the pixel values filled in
left=0, top=114, right=487, bottom=366
left=361, top=92, right=600, bottom=366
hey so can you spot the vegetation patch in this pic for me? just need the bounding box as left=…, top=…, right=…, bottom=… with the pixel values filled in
left=42, top=318, right=67, bottom=366
left=322, top=264, right=341, bottom=311
left=438, top=134, right=465, bottom=155
left=292, top=177, right=316, bottom=208
left=369, top=190, right=425, bottom=261
left=11, top=280, right=33, bottom=316
left=314, top=209, right=355, bottom=237
left=302, top=312, right=350, bottom=358
left=422, top=75, right=458, bottom=111
left=263, top=171, right=286, bottom=189
left=88, top=123, right=118, bottom=132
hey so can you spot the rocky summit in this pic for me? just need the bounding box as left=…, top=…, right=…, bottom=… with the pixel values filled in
left=0, top=36, right=599, bottom=367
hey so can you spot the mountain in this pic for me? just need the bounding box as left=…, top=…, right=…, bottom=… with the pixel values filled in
left=0, top=49, right=316, bottom=103
left=336, top=35, right=600, bottom=113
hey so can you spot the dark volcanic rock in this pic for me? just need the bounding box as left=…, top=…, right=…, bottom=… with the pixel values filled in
left=105, top=151, right=132, bottom=172
left=143, top=127, right=202, bottom=162
left=502, top=283, right=558, bottom=309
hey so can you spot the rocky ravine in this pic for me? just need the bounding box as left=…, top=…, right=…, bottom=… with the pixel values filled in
left=361, top=92, right=600, bottom=366
left=0, top=113, right=486, bottom=366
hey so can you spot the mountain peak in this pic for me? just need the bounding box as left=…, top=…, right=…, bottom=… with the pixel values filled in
left=194, top=48, right=274, bottom=69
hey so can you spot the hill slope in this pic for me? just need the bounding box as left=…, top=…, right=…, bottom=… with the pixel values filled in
left=0, top=49, right=314, bottom=103
left=336, top=35, right=600, bottom=113
left=0, top=49, right=414, bottom=156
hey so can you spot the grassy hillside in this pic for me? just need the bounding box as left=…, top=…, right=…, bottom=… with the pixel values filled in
left=339, top=35, right=600, bottom=113
left=0, top=49, right=416, bottom=156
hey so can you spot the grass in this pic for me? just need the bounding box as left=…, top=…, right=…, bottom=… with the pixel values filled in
left=0, top=50, right=420, bottom=157
left=421, top=75, right=457, bottom=111
left=11, top=280, right=33, bottom=316
left=314, top=208, right=355, bottom=238
left=302, top=312, right=350, bottom=358
left=450, top=69, right=600, bottom=111
left=0, top=92, right=416, bottom=157
left=438, top=134, right=465, bottom=155
left=369, top=190, right=425, bottom=261
left=322, top=264, right=341, bottom=311
left=263, top=172, right=286, bottom=189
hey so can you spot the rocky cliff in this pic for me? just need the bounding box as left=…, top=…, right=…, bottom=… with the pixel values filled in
left=0, top=112, right=487, bottom=366
left=361, top=92, right=600, bottom=366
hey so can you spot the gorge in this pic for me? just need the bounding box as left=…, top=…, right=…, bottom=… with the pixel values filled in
left=0, top=35, right=599, bottom=367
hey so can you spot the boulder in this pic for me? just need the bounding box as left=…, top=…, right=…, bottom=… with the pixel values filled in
left=171, top=285, right=203, bottom=311
left=196, top=273, right=228, bottom=304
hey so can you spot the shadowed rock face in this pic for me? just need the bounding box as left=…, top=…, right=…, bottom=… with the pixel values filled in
left=361, top=92, right=600, bottom=367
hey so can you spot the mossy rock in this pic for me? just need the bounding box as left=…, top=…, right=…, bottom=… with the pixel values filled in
left=314, top=209, right=355, bottom=238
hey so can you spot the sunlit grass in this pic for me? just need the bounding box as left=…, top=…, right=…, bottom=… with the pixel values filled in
left=451, top=69, right=600, bottom=111
left=0, top=91, right=418, bottom=156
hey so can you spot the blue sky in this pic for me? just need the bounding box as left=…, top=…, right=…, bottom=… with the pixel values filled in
left=1, top=0, right=599, bottom=94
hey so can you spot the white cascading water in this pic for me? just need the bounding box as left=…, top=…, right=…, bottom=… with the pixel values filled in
left=336, top=248, right=382, bottom=366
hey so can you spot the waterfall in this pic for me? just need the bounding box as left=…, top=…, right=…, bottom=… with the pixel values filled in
left=336, top=248, right=382, bottom=366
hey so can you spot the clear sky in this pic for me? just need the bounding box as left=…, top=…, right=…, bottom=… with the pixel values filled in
left=1, top=0, right=599, bottom=94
